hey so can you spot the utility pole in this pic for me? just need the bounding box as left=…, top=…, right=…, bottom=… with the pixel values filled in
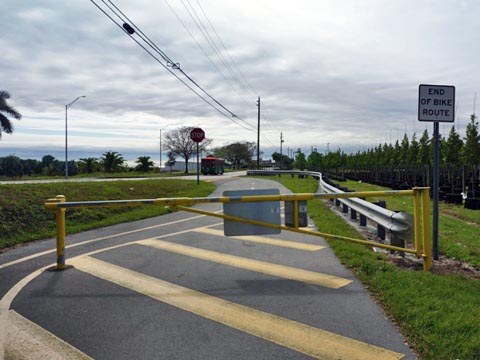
left=257, top=96, right=260, bottom=169
left=280, top=132, right=284, bottom=156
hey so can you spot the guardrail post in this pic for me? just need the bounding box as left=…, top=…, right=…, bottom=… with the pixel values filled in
left=342, top=204, right=348, bottom=213
left=375, top=201, right=386, bottom=240
left=359, top=197, right=367, bottom=226
left=359, top=214, right=367, bottom=226
left=350, top=209, right=357, bottom=220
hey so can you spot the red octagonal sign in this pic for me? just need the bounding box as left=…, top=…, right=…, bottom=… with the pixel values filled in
left=190, top=127, right=205, bottom=143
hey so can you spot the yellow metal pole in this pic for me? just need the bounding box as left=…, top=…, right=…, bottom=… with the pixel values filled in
left=45, top=195, right=69, bottom=271
left=413, top=188, right=423, bottom=258
left=54, top=195, right=67, bottom=270
left=421, top=188, right=433, bottom=271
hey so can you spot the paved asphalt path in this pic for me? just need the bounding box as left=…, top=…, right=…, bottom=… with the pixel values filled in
left=0, top=176, right=416, bottom=359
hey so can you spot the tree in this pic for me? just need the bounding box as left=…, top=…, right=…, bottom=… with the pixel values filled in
left=294, top=150, right=307, bottom=170
left=0, top=91, right=21, bottom=139
left=21, top=158, right=41, bottom=176
left=0, top=155, right=23, bottom=177
left=165, top=151, right=176, bottom=173
left=400, top=133, right=409, bottom=165
left=101, top=151, right=126, bottom=173
left=444, top=126, right=463, bottom=166
left=272, top=152, right=294, bottom=169
left=463, top=114, right=480, bottom=166
left=306, top=150, right=323, bottom=171
left=408, top=133, right=419, bottom=165
left=135, top=156, right=154, bottom=172
left=215, top=141, right=256, bottom=169
left=41, top=155, right=56, bottom=176
left=78, top=157, right=99, bottom=174
left=418, top=129, right=430, bottom=165
left=163, top=127, right=212, bottom=173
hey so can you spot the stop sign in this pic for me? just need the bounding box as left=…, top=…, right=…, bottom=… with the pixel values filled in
left=190, top=128, right=205, bottom=143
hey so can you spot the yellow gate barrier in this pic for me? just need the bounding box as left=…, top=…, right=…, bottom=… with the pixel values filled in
left=45, top=188, right=432, bottom=271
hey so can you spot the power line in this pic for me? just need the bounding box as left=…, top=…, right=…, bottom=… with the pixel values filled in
left=174, top=0, right=278, bottom=147
left=194, top=0, right=259, bottom=97
left=179, top=0, right=255, bottom=118
left=163, top=0, right=252, bottom=111
left=185, top=0, right=255, bottom=107
left=90, top=0, right=255, bottom=132
left=104, top=0, right=248, bottom=124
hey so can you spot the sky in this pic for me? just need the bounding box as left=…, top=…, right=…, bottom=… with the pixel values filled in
left=1, top=0, right=479, bottom=165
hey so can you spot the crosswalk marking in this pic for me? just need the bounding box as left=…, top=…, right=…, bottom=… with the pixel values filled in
left=70, top=255, right=404, bottom=360
left=137, top=238, right=351, bottom=289
left=5, top=310, right=92, bottom=360
left=193, top=227, right=325, bottom=251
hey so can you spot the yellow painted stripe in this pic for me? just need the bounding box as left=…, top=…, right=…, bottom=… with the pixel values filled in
left=194, top=227, right=325, bottom=251
left=6, top=310, right=93, bottom=359
left=137, top=238, right=351, bottom=289
left=0, top=214, right=211, bottom=270
left=70, top=256, right=404, bottom=360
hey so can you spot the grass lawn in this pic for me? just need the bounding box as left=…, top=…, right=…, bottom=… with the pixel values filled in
left=0, top=179, right=215, bottom=249
left=340, top=179, right=480, bottom=266
left=256, top=175, right=480, bottom=360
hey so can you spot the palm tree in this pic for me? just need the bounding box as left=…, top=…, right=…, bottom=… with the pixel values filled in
left=0, top=91, right=22, bottom=139
left=135, top=156, right=154, bottom=172
left=101, top=151, right=126, bottom=173
left=78, top=157, right=99, bottom=174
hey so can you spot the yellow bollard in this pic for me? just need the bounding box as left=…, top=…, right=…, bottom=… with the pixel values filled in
left=413, top=188, right=423, bottom=258
left=55, top=195, right=68, bottom=270
left=46, top=195, right=71, bottom=271
left=421, top=188, right=433, bottom=271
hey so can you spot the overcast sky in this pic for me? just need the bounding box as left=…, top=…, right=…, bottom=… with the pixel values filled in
left=1, top=0, right=479, bottom=164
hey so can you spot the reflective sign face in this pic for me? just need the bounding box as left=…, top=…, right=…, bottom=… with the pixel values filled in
left=418, top=84, right=455, bottom=122
left=190, top=128, right=205, bottom=142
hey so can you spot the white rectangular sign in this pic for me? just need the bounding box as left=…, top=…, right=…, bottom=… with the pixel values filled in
left=418, top=84, right=455, bottom=122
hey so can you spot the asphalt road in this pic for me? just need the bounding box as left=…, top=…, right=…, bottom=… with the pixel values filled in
left=0, top=170, right=246, bottom=185
left=0, top=176, right=416, bottom=359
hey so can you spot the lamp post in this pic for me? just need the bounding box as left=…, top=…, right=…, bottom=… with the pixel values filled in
left=159, top=124, right=173, bottom=173
left=65, top=96, right=86, bottom=179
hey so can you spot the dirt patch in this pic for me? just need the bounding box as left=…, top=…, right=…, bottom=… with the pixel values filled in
left=389, top=254, right=480, bottom=279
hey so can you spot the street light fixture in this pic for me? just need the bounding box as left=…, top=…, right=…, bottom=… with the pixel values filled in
left=65, top=96, right=86, bottom=179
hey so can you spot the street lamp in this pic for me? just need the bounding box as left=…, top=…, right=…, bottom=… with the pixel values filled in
left=65, top=96, right=86, bottom=179
left=159, top=124, right=173, bottom=173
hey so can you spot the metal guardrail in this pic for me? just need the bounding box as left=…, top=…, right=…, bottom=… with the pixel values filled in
left=247, top=169, right=415, bottom=244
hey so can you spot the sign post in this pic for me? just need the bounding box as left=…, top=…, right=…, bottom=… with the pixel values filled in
left=190, top=128, right=205, bottom=185
left=418, top=84, right=455, bottom=261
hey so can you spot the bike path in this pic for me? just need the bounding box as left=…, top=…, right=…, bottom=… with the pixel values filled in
left=1, top=177, right=416, bottom=359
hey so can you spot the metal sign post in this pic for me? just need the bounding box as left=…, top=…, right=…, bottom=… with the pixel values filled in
left=190, top=128, right=205, bottom=186
left=418, top=84, right=455, bottom=261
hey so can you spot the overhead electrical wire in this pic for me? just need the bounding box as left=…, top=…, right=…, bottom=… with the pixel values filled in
left=182, top=0, right=248, bottom=98
left=100, top=0, right=252, bottom=130
left=180, top=0, right=279, bottom=148
left=194, top=0, right=258, bottom=97
left=90, top=0, right=256, bottom=132
left=163, top=0, right=252, bottom=111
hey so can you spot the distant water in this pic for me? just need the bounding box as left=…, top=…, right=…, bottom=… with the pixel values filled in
left=0, top=147, right=162, bottom=166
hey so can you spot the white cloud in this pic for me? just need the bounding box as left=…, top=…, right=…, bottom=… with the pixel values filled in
left=1, top=0, right=479, bottom=161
